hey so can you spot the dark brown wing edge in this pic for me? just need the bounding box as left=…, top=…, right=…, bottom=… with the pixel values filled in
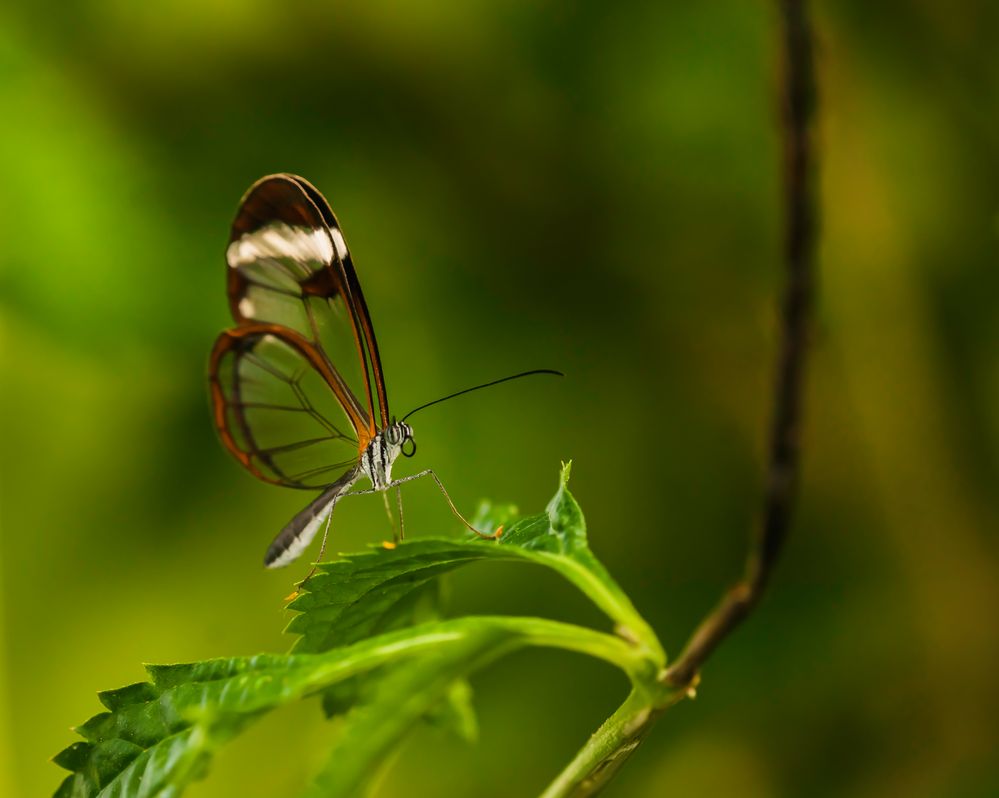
left=285, top=175, right=391, bottom=430
left=208, top=323, right=373, bottom=487
left=227, top=173, right=390, bottom=435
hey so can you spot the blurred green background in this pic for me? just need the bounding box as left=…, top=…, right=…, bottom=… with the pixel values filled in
left=2, top=2, right=998, bottom=796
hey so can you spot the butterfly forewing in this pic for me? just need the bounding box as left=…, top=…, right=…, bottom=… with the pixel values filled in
left=210, top=174, right=390, bottom=490
left=224, top=175, right=387, bottom=424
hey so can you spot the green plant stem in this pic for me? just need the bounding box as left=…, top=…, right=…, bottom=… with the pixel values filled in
left=302, top=617, right=661, bottom=798
left=529, top=552, right=665, bottom=666
left=458, top=616, right=653, bottom=679
left=288, top=615, right=644, bottom=690
left=302, top=618, right=662, bottom=798
left=539, top=687, right=681, bottom=798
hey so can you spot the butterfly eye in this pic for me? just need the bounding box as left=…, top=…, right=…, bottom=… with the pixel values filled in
left=401, top=436, right=416, bottom=458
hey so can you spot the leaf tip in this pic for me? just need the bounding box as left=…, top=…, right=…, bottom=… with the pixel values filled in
left=559, top=460, right=573, bottom=485
left=52, top=741, right=91, bottom=771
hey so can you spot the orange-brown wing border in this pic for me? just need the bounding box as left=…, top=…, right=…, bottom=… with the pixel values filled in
left=208, top=323, right=374, bottom=487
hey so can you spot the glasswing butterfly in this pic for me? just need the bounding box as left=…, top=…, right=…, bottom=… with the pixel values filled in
left=209, top=174, right=559, bottom=570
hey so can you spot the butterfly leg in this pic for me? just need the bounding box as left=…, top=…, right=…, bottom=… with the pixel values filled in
left=281, top=505, right=337, bottom=601
left=395, top=486, right=405, bottom=540
left=381, top=490, right=399, bottom=542
left=313, top=507, right=336, bottom=568
left=386, top=469, right=501, bottom=540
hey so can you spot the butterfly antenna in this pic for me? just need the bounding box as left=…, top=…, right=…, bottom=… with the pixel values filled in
left=401, top=369, right=564, bottom=422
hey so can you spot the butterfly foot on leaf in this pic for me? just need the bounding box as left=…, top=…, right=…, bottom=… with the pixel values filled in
left=472, top=524, right=503, bottom=541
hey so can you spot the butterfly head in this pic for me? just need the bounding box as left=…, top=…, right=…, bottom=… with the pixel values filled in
left=385, top=420, right=416, bottom=458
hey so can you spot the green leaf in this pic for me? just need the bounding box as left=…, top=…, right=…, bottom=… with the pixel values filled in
left=54, top=465, right=664, bottom=798
left=302, top=634, right=498, bottom=798
left=290, top=463, right=663, bottom=666
left=314, top=580, right=444, bottom=718
left=54, top=618, right=643, bottom=798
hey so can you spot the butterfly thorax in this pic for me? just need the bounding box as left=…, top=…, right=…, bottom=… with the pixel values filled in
left=360, top=422, right=414, bottom=490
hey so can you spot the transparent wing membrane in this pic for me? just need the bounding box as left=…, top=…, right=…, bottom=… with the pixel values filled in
left=209, top=174, right=392, bottom=490
left=225, top=174, right=389, bottom=429
left=211, top=329, right=361, bottom=488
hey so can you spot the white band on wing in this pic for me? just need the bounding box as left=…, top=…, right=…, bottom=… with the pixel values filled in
left=227, top=223, right=335, bottom=269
